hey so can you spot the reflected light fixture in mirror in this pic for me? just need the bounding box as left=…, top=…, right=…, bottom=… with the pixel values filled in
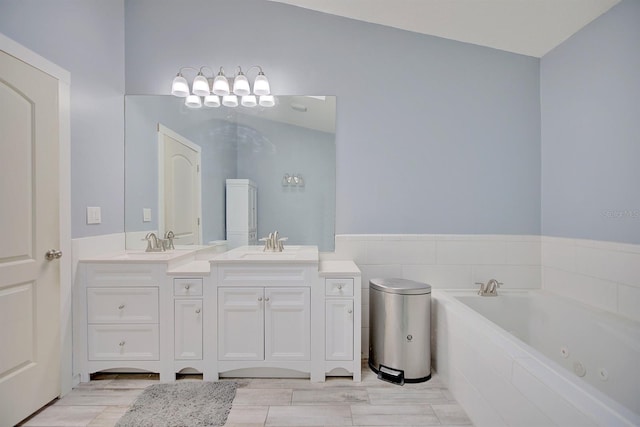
left=171, top=65, right=272, bottom=109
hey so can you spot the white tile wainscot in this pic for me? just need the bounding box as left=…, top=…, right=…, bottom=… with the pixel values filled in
left=542, top=236, right=640, bottom=321
left=324, top=234, right=542, bottom=359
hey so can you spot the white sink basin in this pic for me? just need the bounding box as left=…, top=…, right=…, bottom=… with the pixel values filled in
left=213, top=245, right=319, bottom=263
left=239, top=252, right=298, bottom=260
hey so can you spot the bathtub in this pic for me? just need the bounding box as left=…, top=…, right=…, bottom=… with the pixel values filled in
left=433, top=290, right=640, bottom=427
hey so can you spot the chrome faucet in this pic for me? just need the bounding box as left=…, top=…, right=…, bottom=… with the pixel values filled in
left=163, top=230, right=175, bottom=250
left=260, top=230, right=288, bottom=252
left=144, top=232, right=163, bottom=252
left=476, top=279, right=502, bottom=296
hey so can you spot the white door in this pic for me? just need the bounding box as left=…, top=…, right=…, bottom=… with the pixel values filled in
left=158, top=125, right=201, bottom=244
left=265, top=288, right=310, bottom=361
left=0, top=49, right=61, bottom=426
left=174, top=299, right=203, bottom=360
left=218, top=288, right=264, bottom=360
left=325, top=299, right=354, bottom=360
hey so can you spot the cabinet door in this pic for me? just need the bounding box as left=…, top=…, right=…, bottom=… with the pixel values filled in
left=265, top=288, right=310, bottom=361
left=174, top=300, right=203, bottom=360
left=325, top=299, right=354, bottom=360
left=218, top=287, right=264, bottom=360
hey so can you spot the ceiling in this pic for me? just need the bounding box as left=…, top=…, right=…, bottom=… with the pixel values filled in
left=268, top=0, right=620, bottom=57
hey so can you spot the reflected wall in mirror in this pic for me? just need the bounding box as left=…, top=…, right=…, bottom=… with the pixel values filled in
left=125, top=95, right=336, bottom=251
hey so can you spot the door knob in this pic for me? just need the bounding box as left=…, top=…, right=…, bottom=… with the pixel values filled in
left=45, top=249, right=63, bottom=261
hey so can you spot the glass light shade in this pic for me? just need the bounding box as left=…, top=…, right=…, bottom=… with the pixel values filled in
left=212, top=75, right=230, bottom=96
left=232, top=73, right=251, bottom=96
left=185, top=95, right=202, bottom=109
left=171, top=75, right=189, bottom=97
left=204, top=95, right=221, bottom=108
left=222, top=94, right=238, bottom=107
left=241, top=95, right=257, bottom=107
left=253, top=73, right=270, bottom=95
left=259, top=95, right=275, bottom=107
left=192, top=74, right=210, bottom=97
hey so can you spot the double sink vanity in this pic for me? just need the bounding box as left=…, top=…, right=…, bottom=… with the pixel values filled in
left=75, top=245, right=361, bottom=383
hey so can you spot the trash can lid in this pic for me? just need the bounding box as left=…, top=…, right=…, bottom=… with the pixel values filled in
left=369, top=278, right=431, bottom=295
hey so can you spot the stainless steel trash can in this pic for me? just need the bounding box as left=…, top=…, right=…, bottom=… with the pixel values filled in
left=369, top=278, right=432, bottom=384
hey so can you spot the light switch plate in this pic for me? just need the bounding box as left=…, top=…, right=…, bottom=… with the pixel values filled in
left=143, top=208, right=152, bottom=222
left=87, top=206, right=101, bottom=224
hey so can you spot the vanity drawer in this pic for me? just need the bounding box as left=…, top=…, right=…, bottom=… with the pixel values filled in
left=173, top=278, right=203, bottom=296
left=325, top=278, right=354, bottom=297
left=88, top=324, right=159, bottom=360
left=87, top=287, right=158, bottom=324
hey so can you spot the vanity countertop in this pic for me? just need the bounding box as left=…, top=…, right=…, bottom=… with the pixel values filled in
left=319, top=260, right=361, bottom=277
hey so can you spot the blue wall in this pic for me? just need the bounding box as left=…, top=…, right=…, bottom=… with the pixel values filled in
left=540, top=0, right=640, bottom=244
left=124, top=0, right=542, bottom=236
left=0, top=0, right=125, bottom=238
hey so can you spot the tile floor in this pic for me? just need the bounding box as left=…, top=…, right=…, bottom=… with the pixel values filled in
left=19, top=364, right=473, bottom=426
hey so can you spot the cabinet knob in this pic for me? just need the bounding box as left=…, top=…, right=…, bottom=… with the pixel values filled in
left=195, top=308, right=201, bottom=314
left=347, top=309, right=353, bottom=314
left=265, top=297, right=270, bottom=302
left=119, top=341, right=125, bottom=347
left=184, top=284, right=191, bottom=290
left=118, top=304, right=125, bottom=310
left=337, top=284, right=343, bottom=290
left=258, top=297, right=263, bottom=301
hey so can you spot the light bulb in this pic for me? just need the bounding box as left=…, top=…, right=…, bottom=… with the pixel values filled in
left=212, top=72, right=230, bottom=96
left=259, top=95, right=275, bottom=107
left=204, top=95, right=220, bottom=108
left=171, top=74, right=189, bottom=97
left=222, top=94, right=238, bottom=107
left=241, top=95, right=257, bottom=107
left=185, top=95, right=202, bottom=108
left=253, top=72, right=270, bottom=95
left=233, top=72, right=250, bottom=96
left=192, top=73, right=210, bottom=97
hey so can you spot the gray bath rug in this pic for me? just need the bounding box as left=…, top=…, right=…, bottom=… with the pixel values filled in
left=116, top=381, right=237, bottom=427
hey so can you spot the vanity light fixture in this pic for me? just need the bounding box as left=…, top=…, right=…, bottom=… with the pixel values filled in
left=171, top=65, right=273, bottom=109
left=282, top=173, right=305, bottom=187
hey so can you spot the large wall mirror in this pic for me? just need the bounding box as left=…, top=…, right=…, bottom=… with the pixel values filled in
left=125, top=95, right=336, bottom=251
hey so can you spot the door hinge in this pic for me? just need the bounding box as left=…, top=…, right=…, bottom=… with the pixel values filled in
left=197, top=164, right=200, bottom=173
left=197, top=217, right=200, bottom=225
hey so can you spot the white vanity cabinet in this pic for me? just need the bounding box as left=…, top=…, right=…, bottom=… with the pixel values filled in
left=225, top=179, right=257, bottom=249
left=320, top=262, right=362, bottom=381
left=76, top=246, right=361, bottom=383
left=213, top=262, right=322, bottom=380
left=76, top=262, right=168, bottom=382
left=325, top=280, right=354, bottom=360
left=218, top=287, right=310, bottom=361
left=173, top=278, right=203, bottom=361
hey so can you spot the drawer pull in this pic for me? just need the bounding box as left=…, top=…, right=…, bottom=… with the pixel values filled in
left=184, top=284, right=191, bottom=290
left=119, top=341, right=125, bottom=347
left=118, top=304, right=125, bottom=310
left=337, top=284, right=343, bottom=290
left=195, top=308, right=201, bottom=314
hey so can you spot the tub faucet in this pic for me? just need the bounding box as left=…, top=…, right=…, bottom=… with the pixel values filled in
left=476, top=279, right=502, bottom=296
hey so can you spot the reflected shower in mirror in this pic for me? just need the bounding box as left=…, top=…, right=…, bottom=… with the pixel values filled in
left=125, top=95, right=336, bottom=251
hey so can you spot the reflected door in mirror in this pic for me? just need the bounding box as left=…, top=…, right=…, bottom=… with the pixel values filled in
left=159, top=125, right=202, bottom=244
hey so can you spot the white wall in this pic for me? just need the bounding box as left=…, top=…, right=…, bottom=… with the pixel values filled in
left=124, top=0, right=542, bottom=237
left=0, top=0, right=126, bottom=238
